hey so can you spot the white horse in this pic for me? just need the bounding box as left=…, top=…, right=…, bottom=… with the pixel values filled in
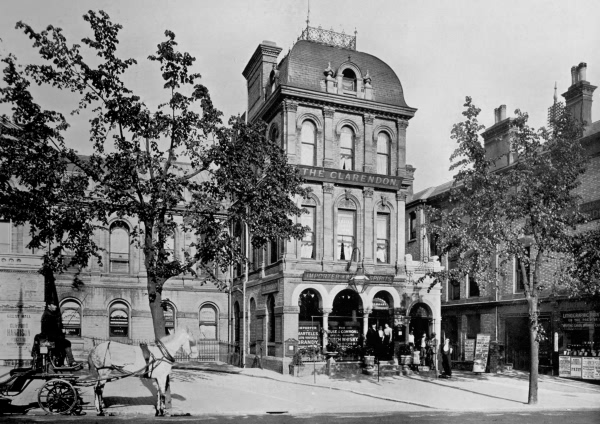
left=87, top=327, right=192, bottom=416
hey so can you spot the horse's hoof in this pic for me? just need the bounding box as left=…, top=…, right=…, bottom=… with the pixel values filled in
left=97, top=412, right=105, bottom=417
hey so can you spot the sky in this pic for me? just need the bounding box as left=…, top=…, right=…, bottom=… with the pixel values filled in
left=1, top=0, right=599, bottom=192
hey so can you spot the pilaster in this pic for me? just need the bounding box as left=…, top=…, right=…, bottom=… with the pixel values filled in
left=396, top=190, right=407, bottom=275
left=322, top=183, right=335, bottom=262
left=362, top=187, right=374, bottom=262
left=284, top=100, right=298, bottom=163
left=323, top=107, right=335, bottom=168
left=396, top=119, right=409, bottom=176
left=363, top=114, right=374, bottom=173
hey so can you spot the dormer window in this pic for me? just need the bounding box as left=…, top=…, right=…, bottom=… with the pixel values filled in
left=342, top=69, right=356, bottom=92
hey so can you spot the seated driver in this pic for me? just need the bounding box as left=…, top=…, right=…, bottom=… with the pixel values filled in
left=40, top=301, right=79, bottom=367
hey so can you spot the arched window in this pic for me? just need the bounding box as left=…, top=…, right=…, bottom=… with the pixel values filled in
left=109, top=301, right=129, bottom=337
left=376, top=213, right=390, bottom=263
left=377, top=132, right=390, bottom=175
left=267, top=295, right=275, bottom=344
left=233, top=302, right=241, bottom=345
left=340, top=126, right=354, bottom=170
left=337, top=207, right=356, bottom=260
left=60, top=299, right=81, bottom=337
left=342, top=68, right=357, bottom=92
left=300, top=121, right=316, bottom=166
left=249, top=298, right=257, bottom=353
left=164, top=302, right=176, bottom=335
left=199, top=304, right=218, bottom=340
left=109, top=221, right=130, bottom=273
left=301, top=198, right=316, bottom=259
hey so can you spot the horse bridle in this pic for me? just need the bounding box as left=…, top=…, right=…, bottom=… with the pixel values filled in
left=156, top=339, right=176, bottom=363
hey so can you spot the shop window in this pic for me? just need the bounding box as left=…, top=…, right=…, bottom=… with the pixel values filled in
left=466, top=314, right=480, bottom=339
left=342, top=68, right=357, bottom=92
left=199, top=304, right=218, bottom=340
left=0, top=219, right=10, bottom=253
left=164, top=302, right=176, bottom=335
left=301, top=203, right=316, bottom=259
left=409, top=211, right=417, bottom=240
left=376, top=132, right=390, bottom=174
left=109, top=221, right=130, bottom=273
left=468, top=274, right=480, bottom=297
left=267, top=295, right=275, bottom=344
left=515, top=246, right=530, bottom=292
left=300, top=120, right=316, bottom=166
left=337, top=209, right=356, bottom=260
left=109, top=301, right=129, bottom=337
left=60, top=299, right=81, bottom=337
left=339, top=126, right=354, bottom=170
left=376, top=213, right=389, bottom=263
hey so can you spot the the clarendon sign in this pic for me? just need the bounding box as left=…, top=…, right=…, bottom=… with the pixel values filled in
left=297, top=165, right=404, bottom=190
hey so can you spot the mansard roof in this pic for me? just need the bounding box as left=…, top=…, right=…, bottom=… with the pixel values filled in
left=277, top=40, right=409, bottom=108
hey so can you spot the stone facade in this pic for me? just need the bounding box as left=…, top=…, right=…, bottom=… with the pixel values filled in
left=237, top=33, right=442, bottom=373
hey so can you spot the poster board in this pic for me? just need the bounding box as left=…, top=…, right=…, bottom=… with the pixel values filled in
left=464, top=339, right=475, bottom=361
left=0, top=309, right=38, bottom=360
left=558, top=356, right=571, bottom=377
left=570, top=357, right=582, bottom=378
left=328, top=325, right=360, bottom=350
left=581, top=357, right=595, bottom=380
left=472, top=333, right=491, bottom=373
left=298, top=322, right=320, bottom=349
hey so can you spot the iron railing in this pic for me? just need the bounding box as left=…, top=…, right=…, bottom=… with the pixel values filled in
left=299, top=26, right=356, bottom=50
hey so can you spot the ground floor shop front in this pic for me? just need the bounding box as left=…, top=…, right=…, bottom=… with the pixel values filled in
left=232, top=271, right=442, bottom=373
left=441, top=297, right=599, bottom=376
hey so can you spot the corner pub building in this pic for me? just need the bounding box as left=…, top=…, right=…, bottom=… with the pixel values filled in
left=235, top=27, right=442, bottom=372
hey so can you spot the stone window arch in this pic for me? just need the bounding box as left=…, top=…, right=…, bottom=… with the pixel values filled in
left=109, top=300, right=130, bottom=338
left=199, top=303, right=218, bottom=340
left=376, top=132, right=391, bottom=175
left=109, top=221, right=130, bottom=274
left=60, top=299, right=82, bottom=337
left=300, top=120, right=317, bottom=166
left=339, top=126, right=355, bottom=170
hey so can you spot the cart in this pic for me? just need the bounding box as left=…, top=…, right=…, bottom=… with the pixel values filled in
left=0, top=339, right=86, bottom=415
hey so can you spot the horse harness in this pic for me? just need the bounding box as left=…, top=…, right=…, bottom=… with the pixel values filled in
left=99, top=339, right=175, bottom=381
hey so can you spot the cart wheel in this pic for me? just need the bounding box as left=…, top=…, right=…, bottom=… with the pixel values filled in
left=38, top=379, right=78, bottom=415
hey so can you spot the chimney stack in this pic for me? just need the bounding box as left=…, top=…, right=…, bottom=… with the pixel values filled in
left=499, top=105, right=507, bottom=121
left=494, top=107, right=499, bottom=124
left=563, top=62, right=596, bottom=127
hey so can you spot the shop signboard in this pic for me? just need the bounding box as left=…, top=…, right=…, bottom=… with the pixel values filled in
left=297, top=165, right=404, bottom=190
left=298, top=322, right=320, bottom=349
left=464, top=339, right=475, bottom=361
left=570, top=357, right=582, bottom=378
left=328, top=325, right=360, bottom=350
left=560, top=310, right=600, bottom=330
left=472, top=333, right=491, bottom=373
left=558, top=356, right=571, bottom=377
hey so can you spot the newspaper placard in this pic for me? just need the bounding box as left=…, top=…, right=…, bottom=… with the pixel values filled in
left=582, top=357, right=595, bottom=380
left=464, top=339, right=475, bottom=361
left=0, top=309, right=38, bottom=360
left=472, top=333, right=491, bottom=373
left=558, top=356, right=571, bottom=377
left=570, top=357, right=582, bottom=378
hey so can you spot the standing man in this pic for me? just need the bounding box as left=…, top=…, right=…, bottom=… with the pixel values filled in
left=365, top=323, right=379, bottom=356
left=408, top=329, right=415, bottom=350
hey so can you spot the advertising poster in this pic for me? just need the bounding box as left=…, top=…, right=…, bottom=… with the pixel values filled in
left=0, top=309, right=38, bottom=360
left=558, top=356, right=571, bottom=377
left=581, top=357, right=595, bottom=380
left=570, top=357, right=582, bottom=378
left=472, top=333, right=491, bottom=373
left=464, top=339, right=475, bottom=361
left=595, top=357, right=600, bottom=380
left=298, top=322, right=320, bottom=349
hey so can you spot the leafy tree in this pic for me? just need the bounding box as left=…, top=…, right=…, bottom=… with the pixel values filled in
left=0, top=10, right=308, bottom=339
left=425, top=97, right=588, bottom=404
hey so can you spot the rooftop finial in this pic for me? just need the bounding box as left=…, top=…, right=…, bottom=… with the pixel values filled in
left=306, top=0, right=310, bottom=28
left=553, top=81, right=557, bottom=104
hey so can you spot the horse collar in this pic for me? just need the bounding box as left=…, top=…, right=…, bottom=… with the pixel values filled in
left=156, top=339, right=176, bottom=363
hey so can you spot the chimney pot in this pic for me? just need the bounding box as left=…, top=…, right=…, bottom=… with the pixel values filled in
left=577, top=62, right=587, bottom=82
left=571, top=66, right=578, bottom=85
left=499, top=105, right=507, bottom=121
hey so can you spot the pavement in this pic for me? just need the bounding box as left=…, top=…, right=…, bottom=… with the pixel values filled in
left=1, top=361, right=600, bottom=416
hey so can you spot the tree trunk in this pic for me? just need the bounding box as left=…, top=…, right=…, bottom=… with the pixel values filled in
left=144, top=222, right=167, bottom=340
left=527, top=295, right=539, bottom=404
